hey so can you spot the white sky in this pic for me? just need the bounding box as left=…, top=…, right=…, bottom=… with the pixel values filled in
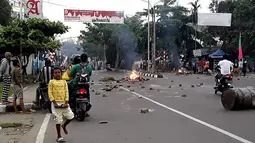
left=42, top=0, right=211, bottom=40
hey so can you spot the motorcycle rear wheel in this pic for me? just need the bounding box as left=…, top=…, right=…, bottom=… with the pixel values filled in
left=77, top=110, right=85, bottom=121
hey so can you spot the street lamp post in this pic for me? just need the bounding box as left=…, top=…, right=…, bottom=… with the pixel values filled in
left=141, top=0, right=161, bottom=73
left=147, top=0, right=150, bottom=72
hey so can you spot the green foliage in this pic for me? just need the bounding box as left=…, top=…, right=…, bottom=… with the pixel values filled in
left=0, top=0, right=12, bottom=26
left=207, top=0, right=255, bottom=55
left=0, top=18, right=68, bottom=56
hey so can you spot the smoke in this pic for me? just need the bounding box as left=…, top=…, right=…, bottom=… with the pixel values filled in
left=115, top=26, right=140, bottom=69
left=163, top=23, right=181, bottom=69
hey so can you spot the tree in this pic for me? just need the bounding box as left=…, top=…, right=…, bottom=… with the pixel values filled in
left=207, top=0, right=255, bottom=56
left=0, top=18, right=68, bottom=72
left=0, top=0, right=12, bottom=26
left=80, top=15, right=145, bottom=69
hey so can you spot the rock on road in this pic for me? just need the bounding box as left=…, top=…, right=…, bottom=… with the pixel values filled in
left=40, top=71, right=255, bottom=143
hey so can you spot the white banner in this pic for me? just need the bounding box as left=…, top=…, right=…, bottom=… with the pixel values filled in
left=198, top=13, right=232, bottom=27
left=64, top=9, right=124, bottom=24
left=24, top=0, right=43, bottom=19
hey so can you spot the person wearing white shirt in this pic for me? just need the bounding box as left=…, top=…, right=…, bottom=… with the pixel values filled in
left=215, top=55, right=233, bottom=86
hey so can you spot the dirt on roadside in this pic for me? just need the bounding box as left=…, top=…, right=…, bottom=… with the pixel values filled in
left=0, top=113, right=34, bottom=143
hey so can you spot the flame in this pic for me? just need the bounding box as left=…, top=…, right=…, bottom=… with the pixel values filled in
left=178, top=69, right=183, bottom=74
left=130, top=70, right=139, bottom=80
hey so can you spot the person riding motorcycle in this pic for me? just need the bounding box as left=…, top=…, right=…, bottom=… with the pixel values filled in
left=215, top=54, right=233, bottom=86
left=68, top=54, right=92, bottom=97
left=68, top=54, right=92, bottom=116
left=34, top=59, right=53, bottom=106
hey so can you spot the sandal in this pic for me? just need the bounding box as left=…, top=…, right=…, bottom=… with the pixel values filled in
left=56, top=137, right=66, bottom=142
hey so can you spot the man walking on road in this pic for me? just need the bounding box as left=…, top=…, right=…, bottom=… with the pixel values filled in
left=0, top=52, right=12, bottom=104
left=49, top=67, right=74, bottom=142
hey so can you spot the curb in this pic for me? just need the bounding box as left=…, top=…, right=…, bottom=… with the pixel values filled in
left=0, top=85, right=35, bottom=113
left=137, top=71, right=163, bottom=78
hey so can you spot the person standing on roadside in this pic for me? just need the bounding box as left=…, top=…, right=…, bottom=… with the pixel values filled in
left=242, top=60, right=247, bottom=76
left=0, top=52, right=12, bottom=104
left=11, top=59, right=27, bottom=113
left=192, top=59, right=197, bottom=74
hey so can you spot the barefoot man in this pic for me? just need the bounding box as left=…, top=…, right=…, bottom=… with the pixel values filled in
left=48, top=67, right=74, bottom=142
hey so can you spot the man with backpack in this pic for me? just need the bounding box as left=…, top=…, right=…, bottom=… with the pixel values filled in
left=0, top=52, right=12, bottom=104
left=68, top=54, right=92, bottom=100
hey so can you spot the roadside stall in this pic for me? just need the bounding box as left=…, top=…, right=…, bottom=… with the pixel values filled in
left=209, top=49, right=227, bottom=72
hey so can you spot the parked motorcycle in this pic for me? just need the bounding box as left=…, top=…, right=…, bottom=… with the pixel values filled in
left=214, top=74, right=233, bottom=94
left=39, top=83, right=51, bottom=112
left=70, top=73, right=91, bottom=121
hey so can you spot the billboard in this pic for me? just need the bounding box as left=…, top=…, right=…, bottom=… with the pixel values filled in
left=64, top=9, right=124, bottom=24
left=197, top=13, right=232, bottom=27
left=24, top=0, right=43, bottom=19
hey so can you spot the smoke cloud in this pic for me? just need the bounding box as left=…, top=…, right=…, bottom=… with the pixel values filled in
left=115, top=26, right=141, bottom=69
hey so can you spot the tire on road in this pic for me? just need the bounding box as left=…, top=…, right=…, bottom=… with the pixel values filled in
left=221, top=87, right=255, bottom=110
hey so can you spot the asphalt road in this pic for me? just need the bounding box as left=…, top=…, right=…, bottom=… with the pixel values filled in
left=42, top=71, right=255, bottom=143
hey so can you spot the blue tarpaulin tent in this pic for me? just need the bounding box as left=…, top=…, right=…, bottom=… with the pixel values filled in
left=209, top=49, right=227, bottom=58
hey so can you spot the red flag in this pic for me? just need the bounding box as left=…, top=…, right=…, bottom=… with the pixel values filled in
left=238, top=32, right=243, bottom=60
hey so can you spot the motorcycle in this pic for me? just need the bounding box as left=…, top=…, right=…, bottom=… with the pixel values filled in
left=70, top=73, right=91, bottom=121
left=214, top=74, right=233, bottom=94
left=39, top=83, right=51, bottom=112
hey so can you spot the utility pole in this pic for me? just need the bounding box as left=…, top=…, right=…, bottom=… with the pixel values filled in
left=19, top=1, right=24, bottom=79
left=152, top=6, right=156, bottom=73
left=147, top=0, right=151, bottom=72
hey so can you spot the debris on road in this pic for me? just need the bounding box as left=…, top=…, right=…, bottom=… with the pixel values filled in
left=99, top=120, right=108, bottom=124
left=171, top=80, right=174, bottom=82
left=130, top=89, right=135, bottom=92
left=100, top=77, right=115, bottom=82
left=95, top=92, right=100, bottom=95
left=91, top=89, right=95, bottom=92
left=191, top=85, right=195, bottom=88
left=119, top=84, right=123, bottom=86
left=196, top=84, right=201, bottom=87
left=237, top=78, right=240, bottom=80
left=127, top=85, right=131, bottom=88
left=102, top=94, right=107, bottom=97
left=200, top=83, right=203, bottom=85
left=181, top=94, right=187, bottom=97
left=179, top=84, right=182, bottom=87
left=105, top=88, right=112, bottom=92
left=140, top=108, right=155, bottom=113
left=141, top=86, right=145, bottom=88
left=113, top=85, right=118, bottom=88
left=149, top=88, right=154, bottom=90
left=169, top=86, right=171, bottom=88
left=140, top=108, right=149, bottom=113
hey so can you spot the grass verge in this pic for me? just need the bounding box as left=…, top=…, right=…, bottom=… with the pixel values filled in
left=0, top=123, right=22, bottom=128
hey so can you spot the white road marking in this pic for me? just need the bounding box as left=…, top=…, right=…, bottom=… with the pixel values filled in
left=120, top=87, right=253, bottom=143
left=35, top=113, right=51, bottom=143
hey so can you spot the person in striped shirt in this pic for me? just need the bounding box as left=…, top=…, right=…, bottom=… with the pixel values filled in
left=34, top=59, right=53, bottom=106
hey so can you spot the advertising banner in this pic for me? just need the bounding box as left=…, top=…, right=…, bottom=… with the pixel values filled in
left=198, top=13, right=232, bottom=27
left=24, top=0, right=43, bottom=19
left=64, top=9, right=124, bottom=24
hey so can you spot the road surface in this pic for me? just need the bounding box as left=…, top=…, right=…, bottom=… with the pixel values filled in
left=39, top=71, right=255, bottom=143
